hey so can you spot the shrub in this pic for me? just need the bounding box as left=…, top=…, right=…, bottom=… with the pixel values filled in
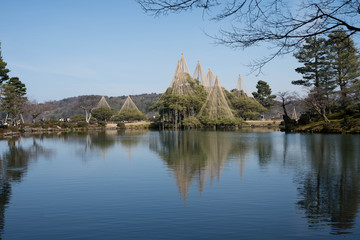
left=242, top=112, right=260, bottom=120
left=8, top=126, right=19, bottom=132
left=92, top=107, right=115, bottom=121
left=113, top=109, right=147, bottom=122
left=199, top=116, right=218, bottom=127
left=182, top=117, right=201, bottom=128
left=298, top=112, right=313, bottom=125
left=77, top=121, right=88, bottom=128
left=70, top=114, right=86, bottom=122
left=33, top=121, right=42, bottom=128
left=98, top=121, right=106, bottom=127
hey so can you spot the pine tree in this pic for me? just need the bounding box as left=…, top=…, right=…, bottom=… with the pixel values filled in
left=252, top=80, right=276, bottom=108
left=327, top=29, right=360, bottom=104
left=293, top=37, right=330, bottom=88
left=1, top=77, right=27, bottom=119
left=293, top=36, right=337, bottom=113
left=228, top=89, right=266, bottom=119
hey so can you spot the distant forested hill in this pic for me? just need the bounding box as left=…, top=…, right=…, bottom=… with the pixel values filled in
left=40, top=93, right=161, bottom=120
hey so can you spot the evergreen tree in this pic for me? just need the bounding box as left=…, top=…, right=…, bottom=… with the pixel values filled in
left=150, top=77, right=207, bottom=127
left=113, top=108, right=147, bottom=122
left=293, top=36, right=337, bottom=112
left=293, top=37, right=331, bottom=88
left=252, top=80, right=276, bottom=108
left=327, top=29, right=360, bottom=104
left=1, top=77, right=27, bottom=119
left=227, top=89, right=266, bottom=119
left=91, top=107, right=114, bottom=121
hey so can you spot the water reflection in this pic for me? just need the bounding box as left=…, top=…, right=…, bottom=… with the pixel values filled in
left=0, top=131, right=359, bottom=238
left=149, top=131, right=360, bottom=235
left=57, top=131, right=118, bottom=161
left=0, top=136, right=51, bottom=237
left=296, top=135, right=360, bottom=235
left=150, top=131, right=238, bottom=200
left=58, top=130, right=147, bottom=161
left=118, top=131, right=144, bottom=160
left=150, top=131, right=207, bottom=200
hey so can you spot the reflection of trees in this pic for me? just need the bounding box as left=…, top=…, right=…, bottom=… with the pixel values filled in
left=68, top=131, right=117, bottom=161
left=150, top=131, right=235, bottom=200
left=228, top=134, right=252, bottom=177
left=200, top=132, right=232, bottom=184
left=228, top=132, right=275, bottom=171
left=296, top=135, right=360, bottom=235
left=118, top=131, right=143, bottom=160
left=256, top=135, right=274, bottom=167
left=150, top=131, right=206, bottom=200
left=90, top=131, right=117, bottom=151
left=0, top=137, right=51, bottom=238
left=66, top=130, right=147, bottom=161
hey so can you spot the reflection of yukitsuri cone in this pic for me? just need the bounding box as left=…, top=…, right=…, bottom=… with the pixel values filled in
left=175, top=163, right=192, bottom=201
left=95, top=96, right=111, bottom=109
left=198, top=76, right=234, bottom=119
left=236, top=74, right=253, bottom=97
left=238, top=151, right=247, bottom=179
left=230, top=141, right=249, bottom=179
left=173, top=131, right=202, bottom=201
left=198, top=170, right=205, bottom=196
left=193, top=60, right=206, bottom=85
left=148, top=131, right=208, bottom=201
left=200, top=132, right=232, bottom=184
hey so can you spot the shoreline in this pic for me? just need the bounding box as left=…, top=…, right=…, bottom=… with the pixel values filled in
left=3, top=119, right=359, bottom=137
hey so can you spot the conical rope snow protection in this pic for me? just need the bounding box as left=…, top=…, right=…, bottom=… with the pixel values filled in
left=202, top=68, right=216, bottom=93
left=119, top=96, right=141, bottom=113
left=236, top=74, right=253, bottom=97
left=291, top=106, right=298, bottom=121
left=167, top=59, right=195, bottom=96
left=95, top=96, right=111, bottom=109
left=198, top=76, right=234, bottom=119
left=193, top=60, right=205, bottom=85
left=179, top=53, right=191, bottom=75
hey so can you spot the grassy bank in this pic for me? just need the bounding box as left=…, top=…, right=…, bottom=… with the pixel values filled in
left=294, top=112, right=360, bottom=134
left=244, top=120, right=282, bottom=128
left=0, top=120, right=153, bottom=137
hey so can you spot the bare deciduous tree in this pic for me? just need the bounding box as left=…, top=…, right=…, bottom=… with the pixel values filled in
left=138, top=0, right=360, bottom=72
left=277, top=91, right=298, bottom=131
left=80, top=106, right=93, bottom=123
left=304, top=88, right=330, bottom=122
left=24, top=100, right=51, bottom=123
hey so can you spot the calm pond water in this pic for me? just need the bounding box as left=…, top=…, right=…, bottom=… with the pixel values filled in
left=0, top=130, right=359, bottom=240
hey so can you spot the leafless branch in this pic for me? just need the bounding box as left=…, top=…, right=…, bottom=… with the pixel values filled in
left=137, top=0, right=360, bottom=71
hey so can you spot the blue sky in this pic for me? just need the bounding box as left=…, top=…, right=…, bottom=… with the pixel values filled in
left=0, top=0, right=303, bottom=102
